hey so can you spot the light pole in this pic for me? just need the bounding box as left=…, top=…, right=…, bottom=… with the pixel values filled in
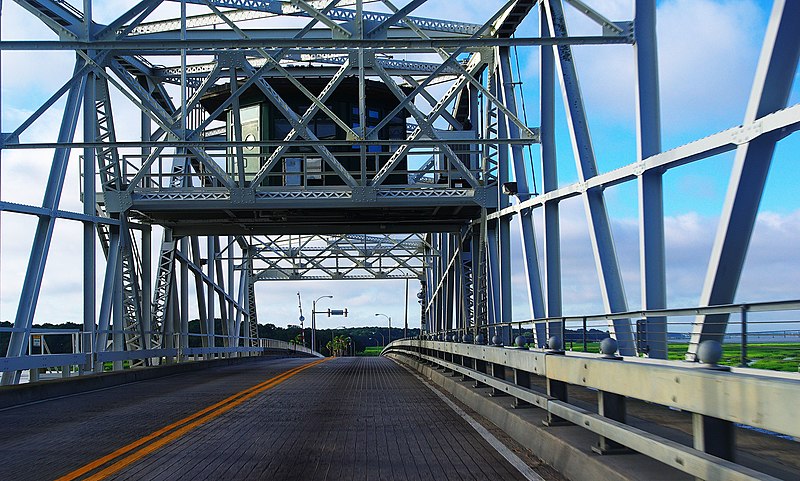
left=312, top=295, right=333, bottom=353
left=375, top=313, right=391, bottom=345
left=404, top=278, right=409, bottom=339
left=371, top=332, right=384, bottom=347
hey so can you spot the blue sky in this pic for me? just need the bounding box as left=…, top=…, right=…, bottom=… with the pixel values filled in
left=0, top=0, right=797, bottom=331
left=508, top=0, right=800, bottom=219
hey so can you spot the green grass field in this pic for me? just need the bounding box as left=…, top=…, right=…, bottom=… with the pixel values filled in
left=561, top=341, right=800, bottom=372
left=360, top=346, right=383, bottom=356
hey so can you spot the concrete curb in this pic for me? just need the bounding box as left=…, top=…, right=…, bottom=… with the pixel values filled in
left=388, top=353, right=689, bottom=481
left=0, top=351, right=312, bottom=410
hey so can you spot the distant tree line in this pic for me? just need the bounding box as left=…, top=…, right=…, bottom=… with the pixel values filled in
left=0, top=320, right=417, bottom=357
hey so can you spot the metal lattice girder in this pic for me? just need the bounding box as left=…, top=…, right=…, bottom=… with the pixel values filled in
left=93, top=76, right=124, bottom=192
left=120, top=226, right=148, bottom=364
left=128, top=1, right=379, bottom=35
left=150, top=240, right=178, bottom=350
left=246, top=256, right=259, bottom=347
left=250, top=234, right=428, bottom=281
left=168, top=0, right=482, bottom=36
left=152, top=56, right=462, bottom=84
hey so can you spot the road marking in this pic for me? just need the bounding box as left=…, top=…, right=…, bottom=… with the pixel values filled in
left=56, top=358, right=327, bottom=481
left=396, top=360, right=546, bottom=481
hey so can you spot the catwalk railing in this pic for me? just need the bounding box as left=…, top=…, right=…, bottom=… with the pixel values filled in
left=385, top=337, right=800, bottom=481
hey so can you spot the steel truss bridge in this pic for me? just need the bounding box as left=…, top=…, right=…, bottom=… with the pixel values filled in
left=0, top=1, right=798, bottom=480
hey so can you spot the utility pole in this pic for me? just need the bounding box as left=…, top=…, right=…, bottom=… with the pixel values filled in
left=404, top=278, right=409, bottom=339
left=297, top=292, right=305, bottom=347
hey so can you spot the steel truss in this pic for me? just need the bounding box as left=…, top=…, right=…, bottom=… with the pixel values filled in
left=1, top=0, right=797, bottom=384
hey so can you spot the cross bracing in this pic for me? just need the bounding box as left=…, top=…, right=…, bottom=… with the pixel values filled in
left=0, top=0, right=798, bottom=386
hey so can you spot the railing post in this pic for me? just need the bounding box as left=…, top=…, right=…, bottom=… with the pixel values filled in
left=543, top=335, right=569, bottom=426
left=593, top=338, right=631, bottom=455
left=582, top=317, right=587, bottom=352
left=489, top=361, right=508, bottom=397
left=693, top=340, right=736, bottom=461
left=512, top=368, right=531, bottom=409
left=474, top=356, right=488, bottom=388
left=739, top=305, right=748, bottom=367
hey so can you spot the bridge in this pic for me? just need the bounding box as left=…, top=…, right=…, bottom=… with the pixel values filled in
left=1, top=0, right=799, bottom=480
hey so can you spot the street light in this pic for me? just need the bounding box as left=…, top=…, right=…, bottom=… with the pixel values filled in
left=312, top=295, right=333, bottom=353
left=375, top=312, right=391, bottom=345
left=371, top=332, right=385, bottom=347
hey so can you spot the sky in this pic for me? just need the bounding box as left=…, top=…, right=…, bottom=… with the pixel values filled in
left=0, top=0, right=798, bottom=334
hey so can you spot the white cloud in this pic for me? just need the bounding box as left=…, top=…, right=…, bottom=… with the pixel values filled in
left=506, top=204, right=800, bottom=322
left=530, top=0, right=766, bottom=139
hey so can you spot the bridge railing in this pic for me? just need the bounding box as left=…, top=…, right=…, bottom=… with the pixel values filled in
left=0, top=330, right=323, bottom=384
left=385, top=338, right=800, bottom=481
left=425, top=298, right=800, bottom=371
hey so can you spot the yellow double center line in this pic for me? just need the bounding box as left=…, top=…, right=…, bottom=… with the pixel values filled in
left=56, top=358, right=327, bottom=481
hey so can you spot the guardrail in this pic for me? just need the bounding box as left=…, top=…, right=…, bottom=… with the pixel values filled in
left=385, top=338, right=800, bottom=481
left=0, top=331, right=323, bottom=384
left=424, top=298, right=800, bottom=370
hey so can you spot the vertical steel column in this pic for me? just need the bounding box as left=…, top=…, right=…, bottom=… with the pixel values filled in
left=164, top=273, right=177, bottom=364
left=1, top=66, right=86, bottom=385
left=486, top=223, right=502, bottom=336
left=635, top=0, right=667, bottom=360
left=488, top=66, right=510, bottom=344
left=83, top=70, right=97, bottom=364
left=544, top=0, right=635, bottom=355
left=95, top=230, right=120, bottom=370
left=424, top=242, right=434, bottom=334
left=494, top=66, right=513, bottom=345
left=457, top=234, right=470, bottom=335
left=180, top=237, right=189, bottom=355
left=207, top=236, right=216, bottom=352
left=112, top=247, right=124, bottom=370
left=444, top=235, right=455, bottom=334
left=213, top=237, right=228, bottom=350
left=227, top=236, right=235, bottom=347
left=540, top=7, right=561, bottom=349
left=141, top=225, right=152, bottom=348
left=429, top=234, right=439, bottom=334
left=687, top=0, right=800, bottom=360
left=190, top=236, right=209, bottom=348
left=437, top=233, right=447, bottom=335
left=235, top=266, right=246, bottom=346
left=356, top=0, right=367, bottom=184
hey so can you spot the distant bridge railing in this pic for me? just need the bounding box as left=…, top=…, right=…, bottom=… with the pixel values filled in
left=385, top=338, right=800, bottom=481
left=0, top=330, right=322, bottom=383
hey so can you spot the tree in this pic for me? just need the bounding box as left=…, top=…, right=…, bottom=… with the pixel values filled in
left=326, top=335, right=349, bottom=357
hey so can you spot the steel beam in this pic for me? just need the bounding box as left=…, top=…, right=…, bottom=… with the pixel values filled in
left=634, top=0, right=666, bottom=359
